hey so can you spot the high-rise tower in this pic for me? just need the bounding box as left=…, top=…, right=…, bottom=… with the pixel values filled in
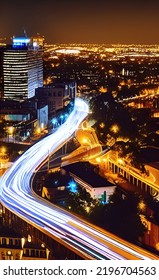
left=3, top=36, right=43, bottom=101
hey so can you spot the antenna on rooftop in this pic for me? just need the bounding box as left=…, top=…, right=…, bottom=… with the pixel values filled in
left=23, top=28, right=27, bottom=38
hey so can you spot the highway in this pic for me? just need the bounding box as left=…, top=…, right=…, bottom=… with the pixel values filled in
left=0, top=98, right=159, bottom=260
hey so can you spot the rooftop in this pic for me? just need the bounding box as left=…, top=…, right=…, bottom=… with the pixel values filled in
left=63, top=162, right=115, bottom=188
left=0, top=226, right=22, bottom=238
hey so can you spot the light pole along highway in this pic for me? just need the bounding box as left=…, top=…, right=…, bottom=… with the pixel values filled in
left=0, top=98, right=158, bottom=260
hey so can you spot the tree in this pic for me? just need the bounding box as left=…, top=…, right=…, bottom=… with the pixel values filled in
left=89, top=93, right=138, bottom=145
left=129, top=108, right=155, bottom=138
left=90, top=189, right=146, bottom=242
left=44, top=171, right=71, bottom=188
left=66, top=192, right=87, bottom=216
left=105, top=190, right=146, bottom=241
left=65, top=185, right=97, bottom=217
left=113, top=141, right=147, bottom=174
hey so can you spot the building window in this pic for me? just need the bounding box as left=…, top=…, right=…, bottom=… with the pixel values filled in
left=57, top=186, right=65, bottom=191
left=2, top=238, right=6, bottom=245
left=9, top=239, right=13, bottom=246
left=31, top=249, right=35, bottom=257
left=40, top=250, right=45, bottom=258
left=15, top=239, right=20, bottom=246
left=35, top=250, right=39, bottom=257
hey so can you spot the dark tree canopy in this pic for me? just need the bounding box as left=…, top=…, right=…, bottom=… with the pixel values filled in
left=90, top=188, right=146, bottom=242
left=89, top=93, right=138, bottom=144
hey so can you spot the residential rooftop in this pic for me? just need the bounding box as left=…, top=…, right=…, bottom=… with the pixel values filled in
left=63, top=162, right=114, bottom=188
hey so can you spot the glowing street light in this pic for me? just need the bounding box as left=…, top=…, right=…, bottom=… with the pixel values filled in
left=118, top=158, right=124, bottom=165
left=82, top=138, right=92, bottom=148
left=138, top=200, right=146, bottom=212
left=52, top=118, right=58, bottom=130
left=60, top=115, right=64, bottom=125
left=65, top=113, right=68, bottom=120
left=36, top=127, right=41, bottom=135
left=156, top=243, right=159, bottom=251
left=82, top=138, right=88, bottom=144
left=1, top=147, right=6, bottom=156
left=96, top=157, right=101, bottom=163
left=110, top=124, right=119, bottom=134
left=7, top=126, right=15, bottom=136
left=99, top=122, right=105, bottom=129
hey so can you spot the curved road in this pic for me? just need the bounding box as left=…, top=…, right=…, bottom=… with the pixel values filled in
left=0, top=98, right=158, bottom=260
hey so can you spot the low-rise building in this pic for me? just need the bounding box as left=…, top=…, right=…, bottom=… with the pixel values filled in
left=35, top=81, right=76, bottom=117
left=0, top=98, right=48, bottom=141
left=0, top=226, right=23, bottom=260
left=0, top=225, right=49, bottom=260
left=63, top=162, right=116, bottom=203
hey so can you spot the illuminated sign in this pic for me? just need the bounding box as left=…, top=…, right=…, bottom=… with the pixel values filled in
left=13, top=37, right=30, bottom=47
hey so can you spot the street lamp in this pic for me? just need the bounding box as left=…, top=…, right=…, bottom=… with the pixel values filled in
left=65, top=113, right=68, bottom=120
left=96, top=157, right=101, bottom=163
left=138, top=200, right=146, bottom=213
left=82, top=138, right=92, bottom=149
left=82, top=138, right=88, bottom=144
left=1, top=147, right=6, bottom=156
left=8, top=126, right=14, bottom=135
left=60, top=115, right=64, bottom=125
left=52, top=118, right=58, bottom=130
left=7, top=126, right=15, bottom=142
left=118, top=158, right=124, bottom=165
left=110, top=124, right=119, bottom=134
left=99, top=122, right=105, bottom=129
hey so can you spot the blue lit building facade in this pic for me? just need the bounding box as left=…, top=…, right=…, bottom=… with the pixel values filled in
left=3, top=37, right=43, bottom=101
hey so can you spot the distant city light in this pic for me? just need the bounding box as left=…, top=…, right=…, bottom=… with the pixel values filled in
left=55, top=49, right=80, bottom=54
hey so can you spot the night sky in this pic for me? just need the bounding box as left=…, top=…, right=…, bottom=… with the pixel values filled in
left=1, top=0, right=159, bottom=44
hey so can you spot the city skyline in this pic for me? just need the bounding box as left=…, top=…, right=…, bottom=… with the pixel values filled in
left=1, top=0, right=159, bottom=44
left=1, top=0, right=159, bottom=261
